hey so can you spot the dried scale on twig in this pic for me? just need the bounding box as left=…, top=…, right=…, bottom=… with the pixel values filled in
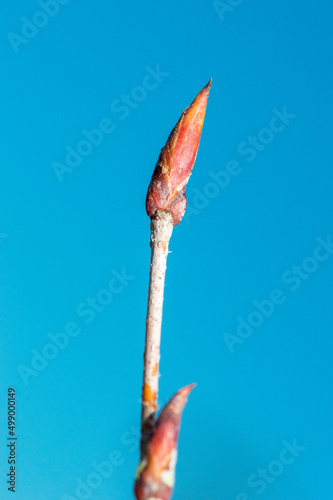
left=135, top=80, right=212, bottom=500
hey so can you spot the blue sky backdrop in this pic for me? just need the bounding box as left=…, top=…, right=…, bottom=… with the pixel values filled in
left=0, top=1, right=332, bottom=499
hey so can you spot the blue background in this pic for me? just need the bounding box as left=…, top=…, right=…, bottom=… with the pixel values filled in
left=0, top=1, right=332, bottom=499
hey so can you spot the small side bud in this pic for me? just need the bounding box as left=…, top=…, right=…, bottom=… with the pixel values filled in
left=134, top=384, right=196, bottom=500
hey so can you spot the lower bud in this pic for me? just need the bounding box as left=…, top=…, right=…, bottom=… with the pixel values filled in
left=134, top=384, right=196, bottom=500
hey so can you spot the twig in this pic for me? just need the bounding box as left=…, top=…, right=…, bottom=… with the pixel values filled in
left=141, top=210, right=173, bottom=451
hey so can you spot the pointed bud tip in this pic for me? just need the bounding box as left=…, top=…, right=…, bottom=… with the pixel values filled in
left=204, top=78, right=212, bottom=92
left=195, top=79, right=212, bottom=101
left=177, top=383, right=196, bottom=398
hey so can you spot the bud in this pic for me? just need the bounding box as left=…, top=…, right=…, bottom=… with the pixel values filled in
left=134, top=384, right=196, bottom=500
left=146, top=80, right=212, bottom=225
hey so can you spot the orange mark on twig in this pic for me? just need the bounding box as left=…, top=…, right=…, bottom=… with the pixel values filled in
left=157, top=240, right=167, bottom=252
left=143, top=383, right=157, bottom=410
left=151, top=363, right=158, bottom=377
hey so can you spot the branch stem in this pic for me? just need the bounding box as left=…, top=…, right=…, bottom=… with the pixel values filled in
left=141, top=210, right=173, bottom=454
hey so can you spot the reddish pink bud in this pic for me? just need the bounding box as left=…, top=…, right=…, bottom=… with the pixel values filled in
left=146, top=80, right=212, bottom=225
left=134, top=384, right=196, bottom=500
